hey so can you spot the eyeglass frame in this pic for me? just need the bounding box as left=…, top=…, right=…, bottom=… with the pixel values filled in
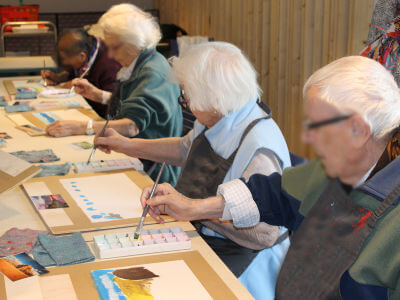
left=303, top=114, right=353, bottom=130
left=178, top=89, right=189, bottom=109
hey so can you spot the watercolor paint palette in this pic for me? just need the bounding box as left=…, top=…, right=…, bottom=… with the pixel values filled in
left=73, top=158, right=143, bottom=173
left=93, top=227, right=191, bottom=259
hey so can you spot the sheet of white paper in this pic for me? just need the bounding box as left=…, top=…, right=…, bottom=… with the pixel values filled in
left=5, top=275, right=43, bottom=300
left=0, top=150, right=32, bottom=177
left=7, top=114, right=35, bottom=127
left=148, top=260, right=212, bottom=300
left=92, top=260, right=212, bottom=300
left=46, top=109, right=91, bottom=122
left=4, top=274, right=78, bottom=300
left=59, top=173, right=143, bottom=222
left=39, top=209, right=73, bottom=227
left=39, top=274, right=78, bottom=300
left=23, top=182, right=52, bottom=197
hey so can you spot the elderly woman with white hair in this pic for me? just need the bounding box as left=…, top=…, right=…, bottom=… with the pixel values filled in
left=95, top=41, right=291, bottom=298
left=140, top=55, right=400, bottom=299
left=46, top=3, right=182, bottom=185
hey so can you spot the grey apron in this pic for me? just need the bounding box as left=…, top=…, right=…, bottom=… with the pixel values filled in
left=275, top=178, right=400, bottom=299
left=175, top=101, right=271, bottom=276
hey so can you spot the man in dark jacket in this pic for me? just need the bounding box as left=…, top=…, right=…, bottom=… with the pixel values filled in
left=41, top=28, right=121, bottom=117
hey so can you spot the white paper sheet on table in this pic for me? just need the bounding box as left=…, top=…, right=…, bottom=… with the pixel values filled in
left=0, top=150, right=32, bottom=177
left=92, top=260, right=212, bottom=300
left=4, top=275, right=43, bottom=300
left=59, top=173, right=143, bottom=222
left=39, top=209, right=73, bottom=227
left=5, top=274, right=78, bottom=300
left=7, top=114, right=35, bottom=127
left=39, top=274, right=78, bottom=300
left=23, top=182, right=74, bottom=227
left=23, top=182, right=52, bottom=197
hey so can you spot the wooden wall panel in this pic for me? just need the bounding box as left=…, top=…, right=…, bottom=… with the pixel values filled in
left=154, top=0, right=374, bottom=159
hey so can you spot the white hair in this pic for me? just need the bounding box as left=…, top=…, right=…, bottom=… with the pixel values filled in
left=303, top=56, right=400, bottom=139
left=88, top=3, right=161, bottom=50
left=171, top=41, right=261, bottom=116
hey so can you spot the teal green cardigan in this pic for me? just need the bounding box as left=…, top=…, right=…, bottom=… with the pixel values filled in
left=119, top=49, right=182, bottom=185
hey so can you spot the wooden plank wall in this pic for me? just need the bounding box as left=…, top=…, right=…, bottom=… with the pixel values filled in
left=154, top=0, right=375, bottom=159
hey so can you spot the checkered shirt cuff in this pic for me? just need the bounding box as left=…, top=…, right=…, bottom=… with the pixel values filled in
left=217, top=179, right=260, bottom=228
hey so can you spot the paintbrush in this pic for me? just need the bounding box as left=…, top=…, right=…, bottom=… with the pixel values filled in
left=134, top=162, right=166, bottom=240
left=42, top=59, right=47, bottom=87
left=87, top=117, right=110, bottom=165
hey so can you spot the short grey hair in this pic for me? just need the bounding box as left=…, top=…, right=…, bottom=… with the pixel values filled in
left=171, top=42, right=261, bottom=116
left=89, top=3, right=161, bottom=51
left=304, top=56, right=400, bottom=139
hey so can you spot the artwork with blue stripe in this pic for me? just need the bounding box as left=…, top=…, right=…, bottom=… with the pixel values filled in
left=33, top=112, right=61, bottom=125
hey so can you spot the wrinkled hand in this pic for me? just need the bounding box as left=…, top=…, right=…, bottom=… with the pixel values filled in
left=94, top=128, right=130, bottom=154
left=40, top=70, right=58, bottom=86
left=140, top=183, right=198, bottom=223
left=71, top=78, right=98, bottom=100
left=46, top=120, right=85, bottom=137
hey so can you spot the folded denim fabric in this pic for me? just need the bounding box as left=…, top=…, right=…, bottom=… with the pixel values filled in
left=35, top=162, right=71, bottom=177
left=5, top=105, right=33, bottom=113
left=15, top=91, right=37, bottom=100
left=10, top=149, right=60, bottom=163
left=32, top=232, right=94, bottom=267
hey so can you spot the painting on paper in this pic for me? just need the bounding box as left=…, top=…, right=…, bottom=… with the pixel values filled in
left=30, top=194, right=69, bottom=210
left=59, top=173, right=143, bottom=223
left=0, top=252, right=48, bottom=282
left=91, top=260, right=212, bottom=300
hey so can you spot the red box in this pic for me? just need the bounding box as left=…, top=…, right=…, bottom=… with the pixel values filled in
left=0, top=5, right=39, bottom=31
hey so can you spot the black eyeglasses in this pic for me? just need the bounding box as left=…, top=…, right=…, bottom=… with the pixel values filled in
left=178, top=89, right=189, bottom=109
left=303, top=114, right=353, bottom=130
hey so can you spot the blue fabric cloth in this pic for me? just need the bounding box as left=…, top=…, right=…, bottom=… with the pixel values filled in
left=0, top=97, right=7, bottom=107
left=0, top=138, right=6, bottom=148
left=10, top=149, right=60, bottom=163
left=34, top=163, right=71, bottom=177
left=15, top=91, right=37, bottom=100
left=5, top=105, right=33, bottom=113
left=192, top=100, right=291, bottom=299
left=32, top=232, right=94, bottom=267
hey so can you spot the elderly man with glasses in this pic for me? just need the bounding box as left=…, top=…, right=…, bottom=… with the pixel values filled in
left=140, top=56, right=400, bottom=299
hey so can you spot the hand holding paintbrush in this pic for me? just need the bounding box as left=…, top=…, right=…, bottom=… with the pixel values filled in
left=134, top=162, right=166, bottom=239
left=70, top=67, right=91, bottom=94
left=87, top=116, right=111, bottom=164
